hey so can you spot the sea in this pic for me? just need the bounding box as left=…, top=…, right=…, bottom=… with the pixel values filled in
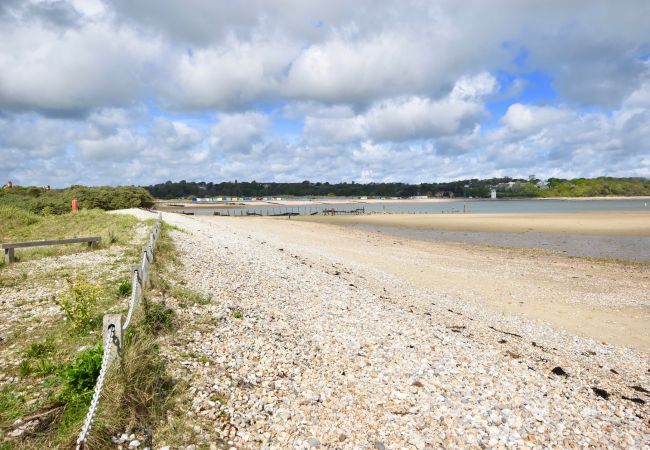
left=178, top=198, right=649, bottom=216
left=175, top=198, right=650, bottom=260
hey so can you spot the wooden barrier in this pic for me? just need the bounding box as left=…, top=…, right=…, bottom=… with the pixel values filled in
left=1, top=236, right=101, bottom=264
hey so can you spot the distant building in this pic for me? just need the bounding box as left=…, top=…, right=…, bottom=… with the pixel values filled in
left=490, top=188, right=497, bottom=200
left=433, top=191, right=455, bottom=198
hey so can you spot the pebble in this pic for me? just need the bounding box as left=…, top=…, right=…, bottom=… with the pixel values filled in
left=131, top=213, right=650, bottom=448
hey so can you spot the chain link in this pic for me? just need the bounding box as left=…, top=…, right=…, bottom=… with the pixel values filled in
left=76, top=325, right=115, bottom=449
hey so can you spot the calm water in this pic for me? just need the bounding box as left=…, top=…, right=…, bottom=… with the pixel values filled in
left=352, top=225, right=650, bottom=262
left=179, top=199, right=649, bottom=216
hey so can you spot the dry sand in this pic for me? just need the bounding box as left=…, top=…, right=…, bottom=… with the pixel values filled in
left=296, top=211, right=650, bottom=237
left=216, top=215, right=650, bottom=354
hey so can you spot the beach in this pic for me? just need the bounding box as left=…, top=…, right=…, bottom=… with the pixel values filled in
left=214, top=213, right=650, bottom=352
left=295, top=211, right=650, bottom=236
left=120, top=210, right=650, bottom=448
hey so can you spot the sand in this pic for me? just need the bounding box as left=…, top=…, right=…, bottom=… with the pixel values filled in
left=296, top=211, right=650, bottom=237
left=134, top=211, right=650, bottom=447
left=205, top=215, right=650, bottom=354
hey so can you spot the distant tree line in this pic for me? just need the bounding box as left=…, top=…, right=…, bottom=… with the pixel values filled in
left=144, top=178, right=502, bottom=199
left=0, top=185, right=154, bottom=215
left=144, top=177, right=650, bottom=199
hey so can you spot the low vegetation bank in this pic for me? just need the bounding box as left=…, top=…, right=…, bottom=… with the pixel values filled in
left=0, top=186, right=154, bottom=215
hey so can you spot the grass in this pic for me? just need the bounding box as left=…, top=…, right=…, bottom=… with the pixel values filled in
left=0, top=210, right=147, bottom=447
left=1, top=219, right=221, bottom=448
left=0, top=207, right=138, bottom=265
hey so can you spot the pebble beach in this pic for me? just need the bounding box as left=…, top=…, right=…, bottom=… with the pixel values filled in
left=152, top=211, right=650, bottom=449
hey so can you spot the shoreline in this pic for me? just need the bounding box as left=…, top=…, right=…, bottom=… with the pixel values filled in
left=153, top=195, right=650, bottom=210
left=197, top=214, right=650, bottom=354
left=295, top=211, right=650, bottom=237
left=348, top=224, right=650, bottom=262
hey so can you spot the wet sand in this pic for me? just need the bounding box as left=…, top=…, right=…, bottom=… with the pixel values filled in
left=349, top=225, right=650, bottom=262
left=296, top=211, right=650, bottom=236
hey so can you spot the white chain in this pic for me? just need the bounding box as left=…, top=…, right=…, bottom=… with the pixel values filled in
left=75, top=217, right=162, bottom=448
left=122, top=270, right=140, bottom=331
left=76, top=325, right=115, bottom=449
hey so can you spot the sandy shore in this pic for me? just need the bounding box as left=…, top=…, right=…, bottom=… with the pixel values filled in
left=296, top=211, right=650, bottom=237
left=217, top=215, right=650, bottom=353
left=139, top=211, right=649, bottom=448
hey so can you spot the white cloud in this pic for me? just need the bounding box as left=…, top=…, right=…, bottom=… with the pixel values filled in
left=168, top=36, right=298, bottom=110
left=209, top=112, right=271, bottom=153
left=151, top=119, right=203, bottom=152
left=305, top=73, right=496, bottom=143
left=77, top=129, right=144, bottom=160
left=501, top=104, right=572, bottom=132
left=0, top=20, right=160, bottom=114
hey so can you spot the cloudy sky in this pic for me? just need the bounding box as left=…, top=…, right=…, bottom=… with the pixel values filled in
left=2, top=0, right=650, bottom=187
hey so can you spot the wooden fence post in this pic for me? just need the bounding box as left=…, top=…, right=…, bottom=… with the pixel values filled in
left=103, top=314, right=123, bottom=364
left=4, top=248, right=15, bottom=264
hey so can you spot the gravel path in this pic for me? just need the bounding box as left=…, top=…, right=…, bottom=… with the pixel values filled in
left=160, top=213, right=650, bottom=449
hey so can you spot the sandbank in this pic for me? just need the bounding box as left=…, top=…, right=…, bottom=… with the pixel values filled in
left=295, top=211, right=650, bottom=237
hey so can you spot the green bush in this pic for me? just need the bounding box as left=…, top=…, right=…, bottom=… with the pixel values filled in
left=0, top=206, right=40, bottom=238
left=60, top=344, right=103, bottom=399
left=55, top=277, right=102, bottom=331
left=116, top=278, right=132, bottom=297
left=0, top=185, right=154, bottom=215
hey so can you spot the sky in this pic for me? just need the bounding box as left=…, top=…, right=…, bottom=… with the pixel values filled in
left=1, top=0, right=650, bottom=187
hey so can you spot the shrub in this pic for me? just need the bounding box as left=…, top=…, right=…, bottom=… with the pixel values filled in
left=60, top=344, right=103, bottom=400
left=55, top=277, right=102, bottom=331
left=0, top=205, right=40, bottom=233
left=0, top=185, right=154, bottom=215
left=116, top=278, right=132, bottom=297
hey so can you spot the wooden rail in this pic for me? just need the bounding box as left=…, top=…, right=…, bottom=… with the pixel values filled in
left=2, top=236, right=101, bottom=264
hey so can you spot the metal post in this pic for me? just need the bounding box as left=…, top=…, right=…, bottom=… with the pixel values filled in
left=103, top=314, right=123, bottom=364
